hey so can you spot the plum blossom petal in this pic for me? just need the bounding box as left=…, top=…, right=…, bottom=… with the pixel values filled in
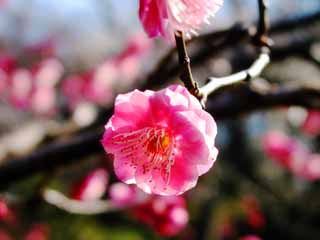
left=102, top=84, right=218, bottom=195
left=139, top=0, right=223, bottom=40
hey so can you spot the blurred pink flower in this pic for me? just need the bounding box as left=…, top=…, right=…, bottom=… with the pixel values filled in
left=240, top=235, right=262, bottom=240
left=109, top=182, right=140, bottom=206
left=0, top=200, right=9, bottom=221
left=33, top=58, right=64, bottom=87
left=84, top=63, right=116, bottom=105
left=61, top=75, right=87, bottom=109
left=262, top=131, right=320, bottom=181
left=71, top=168, right=109, bottom=201
left=8, top=68, right=33, bottom=109
left=139, top=0, right=223, bottom=40
left=30, top=86, right=57, bottom=116
left=0, top=70, right=8, bottom=95
left=24, top=224, right=50, bottom=240
left=241, top=196, right=265, bottom=230
left=101, top=84, right=218, bottom=196
left=0, top=54, right=16, bottom=74
left=302, top=111, right=320, bottom=136
left=262, top=131, right=306, bottom=169
left=133, top=195, right=188, bottom=236
left=0, top=230, right=12, bottom=240
left=300, top=154, right=320, bottom=181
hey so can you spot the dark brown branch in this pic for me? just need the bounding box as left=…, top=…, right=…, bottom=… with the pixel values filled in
left=174, top=31, right=202, bottom=100
left=144, top=10, right=320, bottom=86
left=207, top=86, right=320, bottom=119
left=254, top=0, right=271, bottom=46
left=199, top=0, right=271, bottom=102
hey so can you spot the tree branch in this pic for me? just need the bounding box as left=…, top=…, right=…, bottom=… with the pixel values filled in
left=0, top=86, right=320, bottom=188
left=174, top=31, right=202, bottom=100
left=200, top=47, right=270, bottom=101
left=199, top=0, right=272, bottom=104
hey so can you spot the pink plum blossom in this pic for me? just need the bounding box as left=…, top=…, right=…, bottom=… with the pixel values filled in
left=133, top=195, right=189, bottom=236
left=101, top=84, right=218, bottom=196
left=71, top=168, right=109, bottom=201
left=139, top=0, right=223, bottom=40
left=302, top=111, right=320, bottom=136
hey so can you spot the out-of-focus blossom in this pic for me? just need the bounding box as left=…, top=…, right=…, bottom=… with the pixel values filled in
left=262, top=131, right=307, bottom=169
left=84, top=63, right=116, bottom=105
left=0, top=230, right=12, bottom=240
left=114, top=34, right=152, bottom=85
left=262, top=131, right=320, bottom=181
left=102, top=85, right=218, bottom=196
left=61, top=75, right=86, bottom=109
left=0, top=54, right=16, bottom=74
left=300, top=154, right=320, bottom=181
left=24, top=38, right=56, bottom=57
left=109, top=182, right=139, bottom=206
left=33, top=58, right=64, bottom=87
left=133, top=195, right=188, bottom=236
left=139, top=0, right=223, bottom=40
left=0, top=199, right=18, bottom=226
left=61, top=34, right=152, bottom=110
left=71, top=168, right=109, bottom=201
left=8, top=68, right=33, bottom=109
left=216, top=220, right=236, bottom=239
left=241, top=196, right=265, bottom=230
left=0, top=70, right=9, bottom=95
left=24, top=224, right=50, bottom=240
left=109, top=182, right=149, bottom=207
left=302, top=111, right=320, bottom=136
left=30, top=86, right=57, bottom=116
left=239, top=235, right=262, bottom=240
left=0, top=200, right=9, bottom=220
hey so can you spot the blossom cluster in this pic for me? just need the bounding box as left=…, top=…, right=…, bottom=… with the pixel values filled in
left=0, top=55, right=63, bottom=116
left=0, top=198, right=50, bottom=240
left=262, top=131, right=320, bottom=180
left=69, top=168, right=189, bottom=236
left=0, top=34, right=152, bottom=117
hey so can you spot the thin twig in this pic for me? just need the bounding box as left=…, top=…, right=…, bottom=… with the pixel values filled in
left=255, top=0, right=271, bottom=46
left=200, top=47, right=270, bottom=99
left=199, top=0, right=272, bottom=104
left=174, top=31, right=202, bottom=100
left=43, top=189, right=116, bottom=215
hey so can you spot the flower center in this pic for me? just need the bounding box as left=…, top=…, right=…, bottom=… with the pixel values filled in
left=111, top=126, right=176, bottom=184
